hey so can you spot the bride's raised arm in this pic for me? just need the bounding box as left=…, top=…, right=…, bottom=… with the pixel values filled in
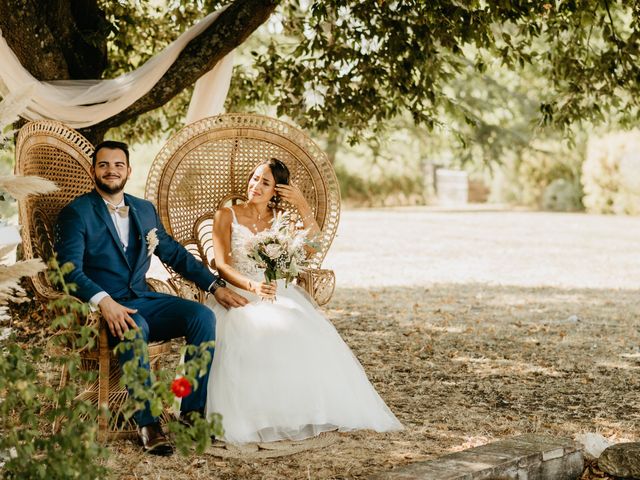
left=274, top=183, right=321, bottom=255
left=212, top=208, right=276, bottom=299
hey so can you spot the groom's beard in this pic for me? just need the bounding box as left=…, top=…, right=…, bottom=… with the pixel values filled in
left=94, top=175, right=129, bottom=195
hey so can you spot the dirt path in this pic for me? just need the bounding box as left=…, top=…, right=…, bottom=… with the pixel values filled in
left=325, top=207, right=640, bottom=289
left=111, top=208, right=640, bottom=479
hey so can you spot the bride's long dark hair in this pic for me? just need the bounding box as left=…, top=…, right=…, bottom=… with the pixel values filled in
left=248, top=158, right=290, bottom=208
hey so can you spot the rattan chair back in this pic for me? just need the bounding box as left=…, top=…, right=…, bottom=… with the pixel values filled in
left=15, top=121, right=95, bottom=297
left=145, top=113, right=341, bottom=271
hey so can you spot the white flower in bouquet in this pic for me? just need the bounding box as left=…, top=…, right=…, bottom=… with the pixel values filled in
left=264, top=243, right=284, bottom=260
left=245, top=211, right=312, bottom=285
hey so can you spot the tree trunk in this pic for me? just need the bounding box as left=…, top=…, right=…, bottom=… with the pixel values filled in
left=324, top=127, right=342, bottom=165
left=0, top=0, right=107, bottom=80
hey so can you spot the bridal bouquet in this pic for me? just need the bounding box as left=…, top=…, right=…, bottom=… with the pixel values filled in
left=245, top=211, right=310, bottom=285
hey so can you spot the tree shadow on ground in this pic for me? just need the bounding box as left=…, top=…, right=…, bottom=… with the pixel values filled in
left=329, top=284, right=639, bottom=448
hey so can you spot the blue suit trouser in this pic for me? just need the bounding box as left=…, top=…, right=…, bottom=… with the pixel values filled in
left=108, top=293, right=215, bottom=427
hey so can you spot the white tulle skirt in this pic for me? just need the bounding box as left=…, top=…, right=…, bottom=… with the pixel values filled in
left=204, top=280, right=403, bottom=444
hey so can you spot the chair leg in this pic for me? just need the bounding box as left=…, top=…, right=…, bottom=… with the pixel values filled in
left=97, top=327, right=110, bottom=442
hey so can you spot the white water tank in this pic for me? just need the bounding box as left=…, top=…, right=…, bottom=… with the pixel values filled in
left=435, top=169, right=468, bottom=206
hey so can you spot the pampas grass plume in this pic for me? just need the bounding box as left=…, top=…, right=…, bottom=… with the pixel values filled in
left=0, top=175, right=58, bottom=200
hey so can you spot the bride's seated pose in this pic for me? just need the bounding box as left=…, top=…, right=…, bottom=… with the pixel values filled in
left=204, top=157, right=402, bottom=444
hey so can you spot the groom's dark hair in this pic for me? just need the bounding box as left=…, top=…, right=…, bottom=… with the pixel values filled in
left=92, top=140, right=130, bottom=167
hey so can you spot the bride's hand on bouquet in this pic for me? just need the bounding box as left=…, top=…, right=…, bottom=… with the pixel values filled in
left=249, top=280, right=277, bottom=300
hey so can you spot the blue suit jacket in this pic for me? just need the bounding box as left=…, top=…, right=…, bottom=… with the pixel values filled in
left=55, top=189, right=216, bottom=302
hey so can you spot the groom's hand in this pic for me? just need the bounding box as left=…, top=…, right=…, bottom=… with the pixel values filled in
left=214, top=287, right=249, bottom=309
left=98, top=296, right=139, bottom=340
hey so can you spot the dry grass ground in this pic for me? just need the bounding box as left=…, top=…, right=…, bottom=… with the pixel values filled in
left=98, top=208, right=640, bottom=478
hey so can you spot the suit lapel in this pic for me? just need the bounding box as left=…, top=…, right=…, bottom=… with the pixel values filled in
left=90, top=190, right=131, bottom=269
left=126, top=195, right=147, bottom=272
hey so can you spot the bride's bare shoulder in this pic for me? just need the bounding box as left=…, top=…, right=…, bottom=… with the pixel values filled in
left=214, top=207, right=234, bottom=226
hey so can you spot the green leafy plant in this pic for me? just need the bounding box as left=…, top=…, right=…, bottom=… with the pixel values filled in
left=0, top=258, right=109, bottom=479
left=1, top=255, right=225, bottom=478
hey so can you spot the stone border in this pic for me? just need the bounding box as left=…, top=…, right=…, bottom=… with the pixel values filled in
left=370, top=434, right=584, bottom=480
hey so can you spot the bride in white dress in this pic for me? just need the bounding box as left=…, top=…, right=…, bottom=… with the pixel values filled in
left=204, top=158, right=402, bottom=444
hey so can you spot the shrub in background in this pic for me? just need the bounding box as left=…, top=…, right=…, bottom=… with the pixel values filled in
left=334, top=163, right=425, bottom=207
left=489, top=142, right=584, bottom=211
left=582, top=130, right=640, bottom=215
left=541, top=178, right=583, bottom=212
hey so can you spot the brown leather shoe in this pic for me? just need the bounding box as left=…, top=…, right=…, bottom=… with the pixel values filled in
left=137, top=422, right=174, bottom=456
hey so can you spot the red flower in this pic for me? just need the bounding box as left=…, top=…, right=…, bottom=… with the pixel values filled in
left=171, top=377, right=192, bottom=398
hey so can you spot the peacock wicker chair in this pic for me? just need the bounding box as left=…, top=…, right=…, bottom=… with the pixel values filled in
left=144, top=113, right=341, bottom=305
left=15, top=120, right=172, bottom=441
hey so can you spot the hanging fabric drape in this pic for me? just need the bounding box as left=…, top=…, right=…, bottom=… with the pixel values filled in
left=185, top=52, right=235, bottom=125
left=0, top=7, right=234, bottom=128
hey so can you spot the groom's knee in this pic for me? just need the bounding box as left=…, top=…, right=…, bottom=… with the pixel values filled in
left=195, top=305, right=215, bottom=340
left=185, top=302, right=215, bottom=341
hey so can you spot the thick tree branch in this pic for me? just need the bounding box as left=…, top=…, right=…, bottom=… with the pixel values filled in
left=87, top=0, right=277, bottom=135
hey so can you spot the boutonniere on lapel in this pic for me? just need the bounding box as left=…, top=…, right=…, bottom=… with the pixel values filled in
left=146, top=228, right=159, bottom=257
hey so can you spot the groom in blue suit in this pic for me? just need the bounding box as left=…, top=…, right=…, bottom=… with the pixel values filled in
left=55, top=140, right=248, bottom=455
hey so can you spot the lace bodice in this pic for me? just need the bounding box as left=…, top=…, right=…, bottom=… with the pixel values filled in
left=229, top=209, right=266, bottom=282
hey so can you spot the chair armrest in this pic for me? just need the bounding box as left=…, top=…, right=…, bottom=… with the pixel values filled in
left=296, top=268, right=335, bottom=306
left=167, top=276, right=206, bottom=303
left=145, top=277, right=177, bottom=296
